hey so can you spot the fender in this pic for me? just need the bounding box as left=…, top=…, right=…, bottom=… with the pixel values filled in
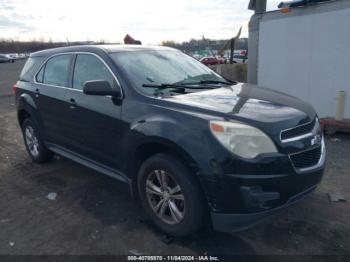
left=17, top=93, right=46, bottom=139
left=17, top=92, right=37, bottom=111
left=120, top=114, right=216, bottom=178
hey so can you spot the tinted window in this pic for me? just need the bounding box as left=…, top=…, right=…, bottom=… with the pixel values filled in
left=73, top=54, right=115, bottom=90
left=43, top=55, right=72, bottom=87
left=20, top=56, right=45, bottom=82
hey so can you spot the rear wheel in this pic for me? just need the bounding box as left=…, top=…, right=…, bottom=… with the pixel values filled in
left=22, top=118, right=53, bottom=163
left=138, top=153, right=205, bottom=236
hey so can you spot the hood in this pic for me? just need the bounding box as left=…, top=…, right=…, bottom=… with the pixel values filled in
left=160, top=83, right=316, bottom=131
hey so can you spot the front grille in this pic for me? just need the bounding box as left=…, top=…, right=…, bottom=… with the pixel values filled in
left=290, top=146, right=322, bottom=169
left=281, top=119, right=315, bottom=141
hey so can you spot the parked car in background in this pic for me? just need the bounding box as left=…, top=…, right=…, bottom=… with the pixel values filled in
left=233, top=54, right=248, bottom=64
left=0, top=54, right=15, bottom=63
left=7, top=53, right=19, bottom=60
left=216, top=56, right=226, bottom=64
left=17, top=53, right=27, bottom=59
left=15, top=45, right=325, bottom=236
left=229, top=50, right=248, bottom=64
left=192, top=54, right=202, bottom=60
left=200, top=56, right=224, bottom=66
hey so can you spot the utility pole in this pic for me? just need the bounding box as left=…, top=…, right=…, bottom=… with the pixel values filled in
left=230, top=38, right=235, bottom=64
left=230, top=26, right=242, bottom=64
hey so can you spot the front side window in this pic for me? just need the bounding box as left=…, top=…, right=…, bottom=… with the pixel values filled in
left=36, top=65, right=45, bottom=83
left=73, top=54, right=115, bottom=90
left=43, top=55, right=72, bottom=87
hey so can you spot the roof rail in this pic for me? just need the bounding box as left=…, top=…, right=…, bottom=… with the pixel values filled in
left=278, top=0, right=334, bottom=9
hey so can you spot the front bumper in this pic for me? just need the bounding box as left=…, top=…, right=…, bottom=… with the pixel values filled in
left=199, top=138, right=326, bottom=232
left=211, top=185, right=316, bottom=232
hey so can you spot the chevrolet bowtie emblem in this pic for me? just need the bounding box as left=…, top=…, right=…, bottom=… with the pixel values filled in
left=311, top=134, right=322, bottom=146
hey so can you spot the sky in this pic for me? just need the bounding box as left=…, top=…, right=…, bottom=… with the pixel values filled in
left=0, top=0, right=281, bottom=44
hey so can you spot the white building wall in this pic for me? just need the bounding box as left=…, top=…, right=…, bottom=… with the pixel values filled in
left=258, top=6, right=350, bottom=118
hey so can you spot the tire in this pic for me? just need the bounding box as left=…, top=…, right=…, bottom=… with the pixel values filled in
left=21, top=118, right=53, bottom=163
left=138, top=153, right=205, bottom=236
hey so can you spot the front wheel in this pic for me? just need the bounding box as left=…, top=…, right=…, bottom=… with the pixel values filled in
left=138, top=153, right=205, bottom=236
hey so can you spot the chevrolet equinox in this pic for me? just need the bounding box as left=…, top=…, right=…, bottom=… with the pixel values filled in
left=15, top=45, right=326, bottom=236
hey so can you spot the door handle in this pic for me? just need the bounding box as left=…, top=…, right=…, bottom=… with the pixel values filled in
left=34, top=88, right=40, bottom=98
left=69, top=98, right=77, bottom=109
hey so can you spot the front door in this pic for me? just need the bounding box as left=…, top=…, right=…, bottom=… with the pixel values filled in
left=64, top=53, right=123, bottom=170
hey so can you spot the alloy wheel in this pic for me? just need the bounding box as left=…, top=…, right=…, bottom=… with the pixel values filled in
left=25, top=125, right=40, bottom=157
left=145, top=170, right=185, bottom=225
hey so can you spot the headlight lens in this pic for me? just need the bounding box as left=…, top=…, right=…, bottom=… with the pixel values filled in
left=209, top=121, right=277, bottom=159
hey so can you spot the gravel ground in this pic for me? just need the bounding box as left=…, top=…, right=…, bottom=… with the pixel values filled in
left=0, top=61, right=349, bottom=258
left=0, top=60, right=26, bottom=96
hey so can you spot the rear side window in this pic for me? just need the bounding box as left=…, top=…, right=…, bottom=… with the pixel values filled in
left=20, top=57, right=45, bottom=82
left=43, top=55, right=72, bottom=87
left=73, top=54, right=115, bottom=90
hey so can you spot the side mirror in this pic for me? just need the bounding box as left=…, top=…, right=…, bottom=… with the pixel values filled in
left=83, top=80, right=121, bottom=97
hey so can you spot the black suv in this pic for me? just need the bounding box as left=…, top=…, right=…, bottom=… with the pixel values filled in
left=15, top=45, right=326, bottom=236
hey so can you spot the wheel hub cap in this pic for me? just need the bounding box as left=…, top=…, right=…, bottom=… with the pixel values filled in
left=25, top=125, right=39, bottom=157
left=163, top=191, right=170, bottom=200
left=146, top=170, right=185, bottom=225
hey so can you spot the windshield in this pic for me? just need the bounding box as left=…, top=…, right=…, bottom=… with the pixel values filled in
left=110, top=50, right=226, bottom=96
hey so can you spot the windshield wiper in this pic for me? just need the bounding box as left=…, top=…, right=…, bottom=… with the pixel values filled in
left=173, top=79, right=235, bottom=86
left=180, top=80, right=234, bottom=86
left=142, top=83, right=217, bottom=90
left=142, top=83, right=218, bottom=97
left=199, top=79, right=235, bottom=85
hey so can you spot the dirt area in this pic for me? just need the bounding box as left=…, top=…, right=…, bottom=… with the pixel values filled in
left=0, top=61, right=349, bottom=257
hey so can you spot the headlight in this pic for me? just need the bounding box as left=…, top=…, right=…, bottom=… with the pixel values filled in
left=209, top=121, right=277, bottom=159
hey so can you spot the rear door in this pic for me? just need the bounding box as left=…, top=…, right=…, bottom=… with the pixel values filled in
left=64, top=53, right=123, bottom=169
left=34, top=54, right=74, bottom=147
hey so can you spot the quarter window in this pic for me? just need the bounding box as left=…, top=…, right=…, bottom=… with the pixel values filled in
left=73, top=54, right=115, bottom=90
left=43, top=55, right=72, bottom=87
left=21, top=56, right=45, bottom=82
